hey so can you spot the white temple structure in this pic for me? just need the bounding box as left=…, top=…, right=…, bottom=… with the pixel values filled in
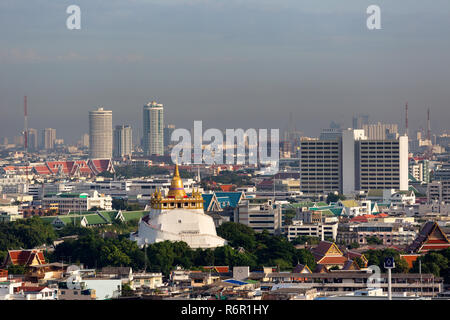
left=130, top=165, right=226, bottom=249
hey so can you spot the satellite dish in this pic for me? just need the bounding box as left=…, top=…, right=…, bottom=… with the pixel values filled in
left=67, top=265, right=80, bottom=273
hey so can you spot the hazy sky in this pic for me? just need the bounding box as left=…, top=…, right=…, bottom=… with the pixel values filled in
left=1, top=0, right=450, bottom=144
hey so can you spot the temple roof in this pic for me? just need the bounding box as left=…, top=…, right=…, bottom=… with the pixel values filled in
left=406, top=221, right=450, bottom=253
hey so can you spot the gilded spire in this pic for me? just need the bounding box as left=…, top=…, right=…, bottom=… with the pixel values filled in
left=168, top=164, right=187, bottom=199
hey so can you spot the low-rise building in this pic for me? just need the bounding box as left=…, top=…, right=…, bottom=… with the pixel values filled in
left=42, top=190, right=112, bottom=214
left=287, top=220, right=338, bottom=242
left=234, top=198, right=282, bottom=235
left=337, top=222, right=416, bottom=246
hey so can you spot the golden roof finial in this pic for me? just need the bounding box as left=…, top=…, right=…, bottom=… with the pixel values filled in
left=168, top=164, right=186, bottom=199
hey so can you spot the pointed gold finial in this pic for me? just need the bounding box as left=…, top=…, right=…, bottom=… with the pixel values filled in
left=168, top=163, right=186, bottom=199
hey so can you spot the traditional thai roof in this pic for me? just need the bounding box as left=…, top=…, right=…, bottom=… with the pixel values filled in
left=406, top=221, right=450, bottom=253
left=292, top=263, right=311, bottom=274
left=121, top=211, right=147, bottom=222
left=202, top=192, right=244, bottom=212
left=4, top=250, right=46, bottom=267
left=342, top=260, right=360, bottom=271
left=87, top=159, right=115, bottom=175
left=214, top=192, right=243, bottom=208
left=344, top=251, right=368, bottom=267
left=312, top=241, right=348, bottom=266
left=313, top=264, right=329, bottom=273
left=339, top=200, right=360, bottom=208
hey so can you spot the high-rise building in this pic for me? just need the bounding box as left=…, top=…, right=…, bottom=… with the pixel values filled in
left=352, top=114, right=369, bottom=129
left=355, top=135, right=409, bottom=192
left=27, top=128, right=38, bottom=151
left=13, top=135, right=24, bottom=147
left=362, top=122, right=398, bottom=140
left=299, top=139, right=341, bottom=194
left=299, top=129, right=408, bottom=195
left=81, top=133, right=89, bottom=148
left=89, top=107, right=112, bottom=159
left=143, top=101, right=164, bottom=156
left=164, top=124, right=176, bottom=155
left=113, top=125, right=133, bottom=158
left=40, top=128, right=56, bottom=150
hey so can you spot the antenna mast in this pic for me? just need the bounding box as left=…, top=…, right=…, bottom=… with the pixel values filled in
left=24, top=96, right=29, bottom=190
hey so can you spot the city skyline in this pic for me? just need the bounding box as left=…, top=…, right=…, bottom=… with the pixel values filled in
left=1, top=1, right=450, bottom=143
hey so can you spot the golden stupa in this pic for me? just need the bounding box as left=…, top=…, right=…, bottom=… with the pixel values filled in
left=150, top=164, right=203, bottom=210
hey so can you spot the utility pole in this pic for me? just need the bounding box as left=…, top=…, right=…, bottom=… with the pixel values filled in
left=384, top=257, right=395, bottom=300
left=419, top=259, right=423, bottom=297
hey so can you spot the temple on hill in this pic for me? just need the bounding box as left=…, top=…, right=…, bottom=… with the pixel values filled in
left=130, top=165, right=226, bottom=249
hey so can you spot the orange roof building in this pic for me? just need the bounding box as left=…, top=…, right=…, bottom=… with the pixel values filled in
left=406, top=221, right=450, bottom=253
left=3, top=250, right=46, bottom=268
left=311, top=241, right=349, bottom=268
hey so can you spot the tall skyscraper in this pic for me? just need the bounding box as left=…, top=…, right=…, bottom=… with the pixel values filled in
left=89, top=107, right=112, bottom=159
left=40, top=128, right=56, bottom=150
left=143, top=101, right=164, bottom=156
left=114, top=125, right=133, bottom=158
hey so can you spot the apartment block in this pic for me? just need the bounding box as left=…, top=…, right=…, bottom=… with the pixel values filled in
left=234, top=198, right=282, bottom=235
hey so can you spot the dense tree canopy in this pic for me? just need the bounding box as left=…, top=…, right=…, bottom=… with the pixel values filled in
left=0, top=216, right=56, bottom=251
left=363, top=248, right=409, bottom=273
left=326, top=193, right=346, bottom=204
left=410, top=248, right=450, bottom=283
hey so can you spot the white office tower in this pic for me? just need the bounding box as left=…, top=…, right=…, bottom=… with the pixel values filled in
left=89, top=107, right=112, bottom=159
left=113, top=125, right=133, bottom=158
left=40, top=128, right=56, bottom=150
left=300, top=129, right=409, bottom=195
left=399, top=135, right=409, bottom=191
left=131, top=165, right=226, bottom=249
left=354, top=132, right=409, bottom=193
left=143, top=101, right=164, bottom=156
left=342, top=129, right=366, bottom=195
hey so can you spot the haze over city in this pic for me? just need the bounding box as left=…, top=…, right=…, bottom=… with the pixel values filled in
left=1, top=0, right=450, bottom=144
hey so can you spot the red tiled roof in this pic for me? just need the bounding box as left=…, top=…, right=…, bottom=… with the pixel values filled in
left=219, top=185, right=235, bottom=192
left=7, top=250, right=46, bottom=266
left=202, top=266, right=229, bottom=273
left=14, top=286, right=47, bottom=293
left=34, top=165, right=52, bottom=175
left=317, top=256, right=349, bottom=265
left=420, top=244, right=450, bottom=251
left=88, top=159, right=114, bottom=175
left=406, top=221, right=450, bottom=253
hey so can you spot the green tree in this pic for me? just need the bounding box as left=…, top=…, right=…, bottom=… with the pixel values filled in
left=216, top=222, right=256, bottom=251
left=291, top=235, right=321, bottom=246
left=326, top=193, right=346, bottom=204
left=294, top=248, right=317, bottom=271
left=7, top=265, right=26, bottom=275
left=364, top=249, right=409, bottom=273
left=112, top=199, right=127, bottom=210
left=366, top=236, right=383, bottom=245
